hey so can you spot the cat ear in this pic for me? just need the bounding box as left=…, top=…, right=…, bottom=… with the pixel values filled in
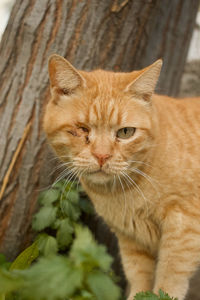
left=48, top=54, right=86, bottom=95
left=126, top=59, right=163, bottom=102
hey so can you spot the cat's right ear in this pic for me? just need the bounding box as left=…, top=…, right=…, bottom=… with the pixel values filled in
left=48, top=54, right=86, bottom=96
left=126, top=59, right=163, bottom=103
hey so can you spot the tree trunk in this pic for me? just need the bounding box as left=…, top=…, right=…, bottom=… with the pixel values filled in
left=0, top=0, right=198, bottom=261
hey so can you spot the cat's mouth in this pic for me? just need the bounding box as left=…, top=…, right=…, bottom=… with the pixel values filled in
left=83, top=167, right=113, bottom=179
left=88, top=169, right=109, bottom=175
left=83, top=168, right=112, bottom=184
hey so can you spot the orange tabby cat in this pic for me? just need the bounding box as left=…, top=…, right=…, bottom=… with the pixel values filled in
left=44, top=54, right=200, bottom=300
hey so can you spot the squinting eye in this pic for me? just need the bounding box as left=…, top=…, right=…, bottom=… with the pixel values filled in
left=80, top=127, right=89, bottom=133
left=116, top=127, right=136, bottom=139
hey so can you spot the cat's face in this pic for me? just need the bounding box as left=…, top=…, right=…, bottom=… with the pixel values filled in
left=44, top=55, right=162, bottom=185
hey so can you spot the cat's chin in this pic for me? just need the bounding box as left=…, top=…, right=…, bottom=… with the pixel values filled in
left=83, top=170, right=113, bottom=185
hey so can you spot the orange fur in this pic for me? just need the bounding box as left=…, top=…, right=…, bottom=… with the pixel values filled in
left=44, top=54, right=200, bottom=300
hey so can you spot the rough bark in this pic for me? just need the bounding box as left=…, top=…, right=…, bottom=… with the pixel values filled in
left=0, top=0, right=199, bottom=261
left=179, top=60, right=200, bottom=97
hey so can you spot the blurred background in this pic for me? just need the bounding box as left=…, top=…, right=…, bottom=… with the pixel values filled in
left=0, top=0, right=14, bottom=40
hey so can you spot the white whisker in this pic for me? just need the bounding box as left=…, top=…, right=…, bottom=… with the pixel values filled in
left=117, top=174, right=127, bottom=222
left=49, top=161, right=74, bottom=177
left=121, top=171, right=150, bottom=214
left=76, top=168, right=86, bottom=189
left=128, top=160, right=153, bottom=168
left=112, top=175, right=116, bottom=192
left=65, top=169, right=80, bottom=199
left=60, top=168, right=79, bottom=201
left=52, top=166, right=76, bottom=188
left=120, top=171, right=133, bottom=194
left=130, top=168, right=160, bottom=199
left=49, top=154, right=72, bottom=162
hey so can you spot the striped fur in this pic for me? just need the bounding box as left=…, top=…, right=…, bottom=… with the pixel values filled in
left=44, top=55, right=200, bottom=300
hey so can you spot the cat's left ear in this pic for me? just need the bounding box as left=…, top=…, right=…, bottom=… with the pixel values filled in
left=126, top=59, right=163, bottom=102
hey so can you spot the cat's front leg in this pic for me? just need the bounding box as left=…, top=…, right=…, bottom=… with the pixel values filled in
left=154, top=210, right=200, bottom=300
left=117, top=232, right=155, bottom=300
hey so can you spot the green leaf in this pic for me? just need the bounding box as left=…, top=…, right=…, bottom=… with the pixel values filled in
left=36, top=234, right=58, bottom=256
left=0, top=254, right=11, bottom=270
left=39, top=188, right=60, bottom=206
left=77, top=184, right=85, bottom=193
left=9, top=242, right=39, bottom=271
left=79, top=198, right=94, bottom=215
left=60, top=181, right=76, bottom=193
left=134, top=290, right=177, bottom=300
left=71, top=226, right=113, bottom=272
left=68, top=189, right=79, bottom=204
left=134, top=291, right=158, bottom=300
left=158, top=290, right=178, bottom=300
left=73, top=290, right=94, bottom=300
left=51, top=218, right=61, bottom=229
left=32, top=206, right=57, bottom=231
left=56, top=219, right=74, bottom=250
left=0, top=268, right=23, bottom=294
left=60, top=198, right=81, bottom=221
left=52, top=180, right=65, bottom=191
left=21, top=256, right=83, bottom=300
left=87, top=270, right=120, bottom=300
left=80, top=290, right=94, bottom=299
left=0, top=254, right=7, bottom=265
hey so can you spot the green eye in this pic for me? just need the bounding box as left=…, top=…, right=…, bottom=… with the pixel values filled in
left=116, top=127, right=136, bottom=139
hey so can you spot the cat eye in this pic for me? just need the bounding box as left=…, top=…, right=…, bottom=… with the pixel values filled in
left=79, top=126, right=89, bottom=133
left=116, top=127, right=136, bottom=139
left=60, top=88, right=71, bottom=95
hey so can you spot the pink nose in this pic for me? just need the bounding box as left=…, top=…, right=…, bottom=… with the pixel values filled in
left=92, top=153, right=111, bottom=167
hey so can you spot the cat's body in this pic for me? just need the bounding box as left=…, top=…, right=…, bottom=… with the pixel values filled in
left=44, top=54, right=200, bottom=300
left=81, top=95, right=200, bottom=299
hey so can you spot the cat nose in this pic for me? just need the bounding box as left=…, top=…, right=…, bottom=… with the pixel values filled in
left=92, top=152, right=111, bottom=167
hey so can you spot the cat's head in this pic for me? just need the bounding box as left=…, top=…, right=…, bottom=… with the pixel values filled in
left=44, top=55, right=162, bottom=185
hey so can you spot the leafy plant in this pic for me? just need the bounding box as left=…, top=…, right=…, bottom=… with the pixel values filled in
left=0, top=181, right=120, bottom=300
left=134, top=290, right=178, bottom=300
left=0, top=181, right=177, bottom=300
